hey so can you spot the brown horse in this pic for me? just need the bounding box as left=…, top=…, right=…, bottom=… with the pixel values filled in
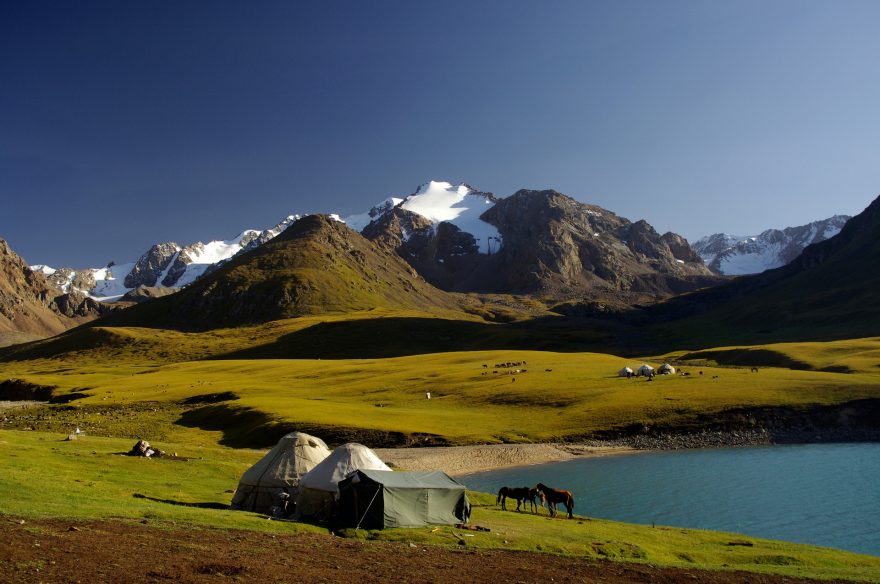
left=535, top=483, right=574, bottom=518
left=497, top=486, right=543, bottom=513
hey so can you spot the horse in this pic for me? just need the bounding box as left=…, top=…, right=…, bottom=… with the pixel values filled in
left=497, top=486, right=537, bottom=512
left=535, top=483, right=575, bottom=518
left=526, top=486, right=546, bottom=513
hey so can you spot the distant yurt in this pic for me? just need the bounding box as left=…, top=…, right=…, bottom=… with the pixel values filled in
left=339, top=469, right=470, bottom=529
left=658, top=363, right=676, bottom=375
left=230, top=432, right=331, bottom=513
left=618, top=366, right=634, bottom=377
left=636, top=364, right=655, bottom=377
left=296, top=443, right=391, bottom=520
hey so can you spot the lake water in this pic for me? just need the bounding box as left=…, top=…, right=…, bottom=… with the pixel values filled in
left=462, top=443, right=880, bottom=556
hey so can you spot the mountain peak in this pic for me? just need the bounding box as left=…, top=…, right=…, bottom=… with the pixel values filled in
left=692, top=214, right=851, bottom=275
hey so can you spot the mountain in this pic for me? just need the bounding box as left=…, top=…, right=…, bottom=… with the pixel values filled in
left=362, top=182, right=718, bottom=300
left=93, top=215, right=463, bottom=330
left=0, top=239, right=110, bottom=345
left=34, top=215, right=300, bottom=301
left=35, top=180, right=715, bottom=305
left=692, top=215, right=850, bottom=275
left=649, top=195, right=880, bottom=346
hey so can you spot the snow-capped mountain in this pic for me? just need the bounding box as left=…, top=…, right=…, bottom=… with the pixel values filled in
left=343, top=181, right=501, bottom=253
left=34, top=215, right=300, bottom=301
left=692, top=215, right=850, bottom=275
left=33, top=179, right=713, bottom=304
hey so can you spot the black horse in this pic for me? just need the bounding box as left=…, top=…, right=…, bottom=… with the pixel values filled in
left=497, top=486, right=544, bottom=513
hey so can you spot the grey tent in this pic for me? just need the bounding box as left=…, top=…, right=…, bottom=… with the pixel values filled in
left=230, top=432, right=331, bottom=513
left=296, top=442, right=391, bottom=520
left=338, top=469, right=470, bottom=529
left=658, top=363, right=676, bottom=375
left=618, top=366, right=633, bottom=377
left=636, top=364, right=655, bottom=377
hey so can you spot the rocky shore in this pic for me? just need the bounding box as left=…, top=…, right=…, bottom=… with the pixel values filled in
left=379, top=425, right=880, bottom=477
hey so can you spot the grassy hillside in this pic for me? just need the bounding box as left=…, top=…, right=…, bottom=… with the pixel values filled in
left=3, top=343, right=879, bottom=447
left=645, top=195, right=880, bottom=349
left=91, top=215, right=467, bottom=331
left=665, top=337, right=880, bottom=374
left=2, top=430, right=877, bottom=582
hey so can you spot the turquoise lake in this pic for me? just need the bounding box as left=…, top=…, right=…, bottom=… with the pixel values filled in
left=461, top=443, right=880, bottom=556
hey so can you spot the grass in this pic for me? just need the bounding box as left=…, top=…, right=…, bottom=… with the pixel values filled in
left=665, top=337, right=880, bottom=375
left=1, top=429, right=878, bottom=582
left=2, top=341, right=880, bottom=447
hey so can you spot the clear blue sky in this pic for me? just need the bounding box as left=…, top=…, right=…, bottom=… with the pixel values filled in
left=2, top=0, right=879, bottom=267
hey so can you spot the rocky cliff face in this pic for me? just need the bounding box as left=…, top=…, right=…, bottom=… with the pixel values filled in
left=0, top=239, right=110, bottom=345
left=479, top=190, right=716, bottom=298
left=124, top=242, right=180, bottom=288
left=692, top=215, right=850, bottom=275
left=363, top=187, right=717, bottom=300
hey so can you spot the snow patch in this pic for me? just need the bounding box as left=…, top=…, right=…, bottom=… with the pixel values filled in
left=31, top=265, right=56, bottom=276
left=398, top=180, right=502, bottom=254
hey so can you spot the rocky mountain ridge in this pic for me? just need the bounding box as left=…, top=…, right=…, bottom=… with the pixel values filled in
left=94, top=214, right=463, bottom=330
left=692, top=215, right=850, bottom=275
left=34, top=215, right=300, bottom=301
left=645, top=195, right=880, bottom=346
left=0, top=239, right=111, bottom=345
left=363, top=185, right=717, bottom=300
left=34, top=180, right=716, bottom=304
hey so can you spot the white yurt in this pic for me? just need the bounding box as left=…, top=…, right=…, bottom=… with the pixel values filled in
left=230, top=432, right=331, bottom=513
left=296, top=442, right=392, bottom=520
left=618, top=366, right=634, bottom=377
left=658, top=363, right=676, bottom=375
left=636, top=364, right=655, bottom=377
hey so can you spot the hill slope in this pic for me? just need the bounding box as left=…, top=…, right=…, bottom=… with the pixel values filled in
left=91, top=215, right=465, bottom=330
left=650, top=194, right=880, bottom=347
left=0, top=239, right=109, bottom=345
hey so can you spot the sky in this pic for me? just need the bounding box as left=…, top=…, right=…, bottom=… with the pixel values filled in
left=2, top=0, right=880, bottom=268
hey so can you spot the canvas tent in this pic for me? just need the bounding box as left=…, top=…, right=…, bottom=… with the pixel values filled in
left=636, top=364, right=655, bottom=376
left=296, top=443, right=391, bottom=520
left=618, top=366, right=633, bottom=377
left=338, top=469, right=470, bottom=529
left=658, top=363, right=676, bottom=375
left=230, top=432, right=330, bottom=513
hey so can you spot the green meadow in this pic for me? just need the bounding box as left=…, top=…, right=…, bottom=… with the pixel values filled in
left=2, top=321, right=880, bottom=580
left=3, top=331, right=880, bottom=447
left=1, top=430, right=878, bottom=582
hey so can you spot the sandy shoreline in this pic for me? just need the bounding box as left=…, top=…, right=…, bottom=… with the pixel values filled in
left=374, top=443, right=637, bottom=477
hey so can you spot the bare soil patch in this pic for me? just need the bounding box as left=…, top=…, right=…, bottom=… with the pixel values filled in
left=0, top=517, right=859, bottom=584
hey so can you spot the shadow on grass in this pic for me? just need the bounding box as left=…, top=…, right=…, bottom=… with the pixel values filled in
left=132, top=493, right=228, bottom=510
left=175, top=403, right=449, bottom=449
left=215, top=316, right=615, bottom=360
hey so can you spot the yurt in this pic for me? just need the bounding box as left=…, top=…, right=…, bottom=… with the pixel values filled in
left=636, top=364, right=655, bottom=377
left=338, top=469, right=470, bottom=529
left=618, top=366, right=634, bottom=377
left=296, top=443, right=391, bottom=520
left=230, top=432, right=330, bottom=513
left=658, top=363, right=676, bottom=375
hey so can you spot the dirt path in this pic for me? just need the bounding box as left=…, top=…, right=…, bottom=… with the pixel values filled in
left=0, top=518, right=859, bottom=584
left=375, top=443, right=637, bottom=476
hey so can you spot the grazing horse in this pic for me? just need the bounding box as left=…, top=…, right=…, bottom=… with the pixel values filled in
left=526, top=487, right=546, bottom=513
left=536, top=483, right=575, bottom=518
left=497, top=486, right=538, bottom=512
